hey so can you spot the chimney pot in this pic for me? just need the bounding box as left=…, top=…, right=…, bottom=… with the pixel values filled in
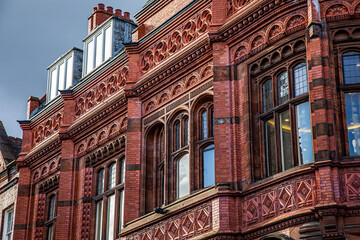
left=98, top=3, right=105, bottom=10
left=106, top=6, right=113, bottom=13
left=124, top=12, right=130, bottom=20
left=115, top=9, right=122, bottom=17
left=93, top=7, right=97, bottom=13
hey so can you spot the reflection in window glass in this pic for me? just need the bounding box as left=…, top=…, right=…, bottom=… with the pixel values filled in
left=118, top=190, right=124, bottom=232
left=343, top=52, right=360, bottom=84
left=294, top=63, right=308, bottom=96
left=120, top=158, right=125, bottom=184
left=184, top=117, right=189, bottom=146
left=201, top=110, right=208, bottom=139
left=3, top=209, right=13, bottom=240
left=296, top=102, right=313, bottom=164
left=177, top=154, right=189, bottom=198
left=95, top=200, right=103, bottom=240
left=97, top=169, right=104, bottom=195
left=203, top=144, right=215, bottom=188
left=263, top=80, right=273, bottom=112
left=86, top=40, right=95, bottom=74
left=106, top=194, right=115, bottom=240
left=66, top=57, right=73, bottom=89
left=278, top=71, right=289, bottom=104
left=345, top=92, right=360, bottom=155
left=96, top=32, right=104, bottom=68
left=175, top=121, right=180, bottom=150
left=265, top=119, right=276, bottom=176
left=48, top=195, right=56, bottom=220
left=280, top=110, right=292, bottom=171
left=108, top=163, right=116, bottom=189
left=105, top=27, right=112, bottom=60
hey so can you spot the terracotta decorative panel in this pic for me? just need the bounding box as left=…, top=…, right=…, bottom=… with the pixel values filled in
left=32, top=110, right=63, bottom=147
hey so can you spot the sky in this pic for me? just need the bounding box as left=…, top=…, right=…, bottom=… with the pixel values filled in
left=0, top=0, right=148, bottom=138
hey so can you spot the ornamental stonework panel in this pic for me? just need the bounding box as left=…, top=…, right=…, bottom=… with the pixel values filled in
left=125, top=203, right=212, bottom=240
left=243, top=175, right=315, bottom=228
left=340, top=168, right=360, bottom=202
left=32, top=110, right=63, bottom=147
left=321, top=0, right=360, bottom=22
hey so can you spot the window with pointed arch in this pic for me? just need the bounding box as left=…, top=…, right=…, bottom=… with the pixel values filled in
left=45, top=194, right=57, bottom=240
left=338, top=50, right=360, bottom=156
left=193, top=98, right=215, bottom=190
left=94, top=156, right=125, bottom=240
left=258, top=60, right=313, bottom=178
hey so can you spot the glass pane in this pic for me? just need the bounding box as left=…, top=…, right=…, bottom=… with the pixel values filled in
left=278, top=71, right=289, bottom=104
left=343, top=52, right=360, bottom=84
left=175, top=121, right=180, bottom=150
left=294, top=63, right=308, bottom=96
left=177, top=154, right=189, bottom=198
left=345, top=92, right=360, bottom=155
left=201, top=110, right=208, bottom=139
left=265, top=119, right=276, bottom=176
left=106, top=194, right=115, bottom=240
left=203, top=144, right=215, bottom=188
left=120, top=158, right=125, bottom=184
left=86, top=40, right=95, bottom=74
left=118, top=190, right=124, bottom=232
left=96, top=32, right=104, bottom=67
left=50, top=68, right=58, bottom=100
left=108, top=163, right=116, bottom=189
left=160, top=168, right=165, bottom=205
left=105, top=26, right=112, bottom=60
left=263, top=80, right=273, bottom=112
left=95, top=200, right=103, bottom=240
left=280, top=110, right=292, bottom=171
left=48, top=195, right=56, bottom=220
left=296, top=102, right=313, bottom=164
left=210, top=108, right=214, bottom=137
left=6, top=210, right=13, bottom=236
left=184, top=118, right=189, bottom=146
left=47, top=224, right=54, bottom=240
left=66, top=56, right=73, bottom=89
left=58, top=63, right=66, bottom=91
left=97, top=169, right=104, bottom=195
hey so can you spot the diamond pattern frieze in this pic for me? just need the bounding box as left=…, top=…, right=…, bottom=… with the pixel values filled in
left=346, top=173, right=360, bottom=201
left=261, top=191, right=275, bottom=218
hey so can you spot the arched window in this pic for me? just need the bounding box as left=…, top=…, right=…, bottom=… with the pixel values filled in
left=47, top=195, right=56, bottom=240
left=95, top=156, right=125, bottom=240
left=177, top=154, right=189, bottom=198
left=260, top=62, right=312, bottom=178
left=201, top=110, right=208, bottom=139
left=174, top=121, right=181, bottom=151
left=203, top=144, right=215, bottom=188
left=341, top=51, right=360, bottom=156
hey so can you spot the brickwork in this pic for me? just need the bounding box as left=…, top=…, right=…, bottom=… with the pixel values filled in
left=13, top=0, right=360, bottom=239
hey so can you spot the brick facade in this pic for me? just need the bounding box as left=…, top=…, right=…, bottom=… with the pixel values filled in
left=13, top=0, right=360, bottom=239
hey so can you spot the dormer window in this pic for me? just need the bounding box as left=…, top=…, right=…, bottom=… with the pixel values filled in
left=47, top=48, right=83, bottom=102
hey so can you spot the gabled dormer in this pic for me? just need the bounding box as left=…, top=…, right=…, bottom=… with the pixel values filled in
left=82, top=4, right=136, bottom=76
left=46, top=48, right=83, bottom=102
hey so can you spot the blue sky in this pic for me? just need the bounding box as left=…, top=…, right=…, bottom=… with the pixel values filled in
left=0, top=0, right=147, bottom=138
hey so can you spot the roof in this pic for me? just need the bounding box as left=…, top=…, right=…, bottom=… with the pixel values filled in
left=0, top=121, right=21, bottom=165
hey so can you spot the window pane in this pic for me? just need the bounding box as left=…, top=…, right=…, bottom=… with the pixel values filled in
left=280, top=110, right=292, bottom=171
left=5, top=209, right=13, bottom=239
left=175, top=121, right=180, bottom=150
left=106, top=194, right=115, bottom=240
left=97, top=169, right=104, bottom=195
left=184, top=117, right=189, bottom=146
left=201, top=110, right=208, bottom=139
left=263, top=80, right=273, bottom=112
left=50, top=68, right=58, bottom=100
left=296, top=102, right=313, bottom=164
left=58, top=63, right=66, bottom=91
left=278, top=71, right=289, bottom=104
left=105, top=26, right=112, bottom=60
left=294, top=63, right=308, bottom=96
left=108, top=163, right=116, bottom=189
left=345, top=92, right=360, bottom=155
left=95, top=200, right=103, bottom=240
left=48, top=195, right=56, bottom=220
left=47, top=224, right=54, bottom=240
left=265, top=119, right=276, bottom=176
left=66, top=56, right=73, bottom=89
left=343, top=52, right=360, bottom=84
left=210, top=108, right=214, bottom=137
left=177, top=154, right=189, bottom=198
left=118, top=190, right=124, bottom=232
left=203, top=144, right=215, bottom=188
left=160, top=167, right=165, bottom=205
left=86, top=40, right=95, bottom=74
left=96, top=32, right=104, bottom=67
left=120, top=158, right=125, bottom=184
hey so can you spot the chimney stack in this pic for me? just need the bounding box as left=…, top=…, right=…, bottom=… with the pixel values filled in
left=115, top=9, right=122, bottom=18
left=124, top=12, right=130, bottom=20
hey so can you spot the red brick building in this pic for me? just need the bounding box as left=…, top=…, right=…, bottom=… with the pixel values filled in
left=13, top=0, right=360, bottom=239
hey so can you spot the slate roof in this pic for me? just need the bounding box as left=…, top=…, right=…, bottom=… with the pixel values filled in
left=0, top=121, right=21, bottom=165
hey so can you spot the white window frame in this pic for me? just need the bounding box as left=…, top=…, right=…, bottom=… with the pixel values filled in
left=2, top=207, right=14, bottom=240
